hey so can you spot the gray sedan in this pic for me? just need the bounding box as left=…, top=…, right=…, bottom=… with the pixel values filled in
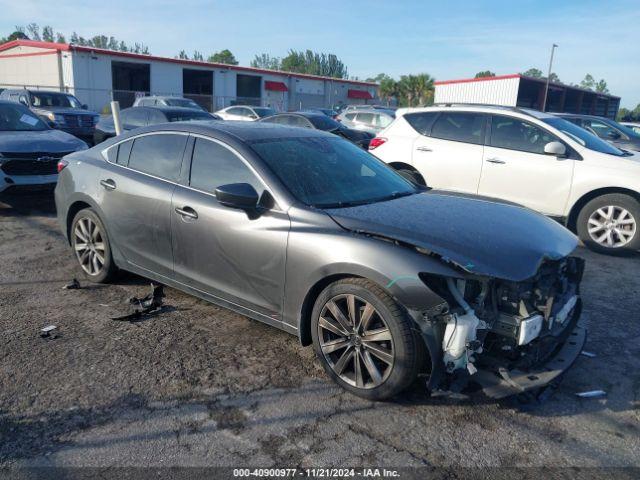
left=54, top=121, right=585, bottom=400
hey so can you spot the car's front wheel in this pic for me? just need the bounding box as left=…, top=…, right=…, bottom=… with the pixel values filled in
left=71, top=208, right=117, bottom=282
left=311, top=278, right=422, bottom=400
left=577, top=193, right=640, bottom=254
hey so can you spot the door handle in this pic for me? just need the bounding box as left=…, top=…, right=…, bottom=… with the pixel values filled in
left=485, top=158, right=506, bottom=164
left=100, top=179, right=116, bottom=190
left=416, top=146, right=433, bottom=152
left=175, top=206, right=198, bottom=220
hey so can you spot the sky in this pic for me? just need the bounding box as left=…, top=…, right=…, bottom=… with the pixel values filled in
left=1, top=0, right=638, bottom=107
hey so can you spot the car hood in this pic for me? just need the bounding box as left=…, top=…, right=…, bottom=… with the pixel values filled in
left=33, top=107, right=98, bottom=116
left=0, top=129, right=87, bottom=153
left=325, top=191, right=578, bottom=282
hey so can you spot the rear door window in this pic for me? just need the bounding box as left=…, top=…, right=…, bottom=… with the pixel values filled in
left=189, top=138, right=263, bottom=194
left=128, top=134, right=187, bottom=181
left=117, top=140, right=133, bottom=166
left=122, top=108, right=149, bottom=128
left=430, top=112, right=486, bottom=145
left=356, top=113, right=374, bottom=125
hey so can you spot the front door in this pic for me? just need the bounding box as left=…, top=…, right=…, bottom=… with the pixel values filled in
left=412, top=111, right=487, bottom=194
left=171, top=136, right=289, bottom=318
left=477, top=115, right=575, bottom=216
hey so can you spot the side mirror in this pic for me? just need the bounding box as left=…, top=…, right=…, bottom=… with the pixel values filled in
left=81, top=104, right=88, bottom=110
left=215, top=183, right=259, bottom=209
left=544, top=141, right=566, bottom=157
left=249, top=114, right=258, bottom=120
left=18, top=96, right=28, bottom=106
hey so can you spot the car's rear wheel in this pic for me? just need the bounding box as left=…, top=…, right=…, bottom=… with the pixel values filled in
left=397, top=168, right=426, bottom=187
left=577, top=194, right=640, bottom=254
left=311, top=278, right=421, bottom=400
left=71, top=208, right=116, bottom=282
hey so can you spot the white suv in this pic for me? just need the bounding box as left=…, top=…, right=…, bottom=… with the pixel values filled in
left=369, top=105, right=640, bottom=254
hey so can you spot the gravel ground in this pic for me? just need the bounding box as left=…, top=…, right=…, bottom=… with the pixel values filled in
left=1, top=191, right=639, bottom=471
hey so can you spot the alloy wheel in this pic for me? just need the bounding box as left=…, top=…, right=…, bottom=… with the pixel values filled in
left=317, top=294, right=395, bottom=389
left=74, top=217, right=106, bottom=275
left=587, top=205, right=637, bottom=248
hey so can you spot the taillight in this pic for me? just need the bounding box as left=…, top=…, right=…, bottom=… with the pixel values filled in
left=368, top=137, right=387, bottom=150
left=57, top=159, right=69, bottom=173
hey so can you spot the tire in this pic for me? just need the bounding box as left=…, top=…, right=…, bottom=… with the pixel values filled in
left=70, top=208, right=117, bottom=282
left=397, top=169, right=426, bottom=187
left=311, top=278, right=422, bottom=400
left=576, top=193, right=640, bottom=255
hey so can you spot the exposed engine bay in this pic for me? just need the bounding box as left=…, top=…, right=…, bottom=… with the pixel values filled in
left=421, top=256, right=585, bottom=395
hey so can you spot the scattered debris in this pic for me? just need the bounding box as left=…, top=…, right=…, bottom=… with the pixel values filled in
left=575, top=390, right=607, bottom=398
left=63, top=278, right=81, bottom=290
left=40, top=325, right=59, bottom=339
left=580, top=350, right=597, bottom=358
left=111, top=283, right=167, bottom=322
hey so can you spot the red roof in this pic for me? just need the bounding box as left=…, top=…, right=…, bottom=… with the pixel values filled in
left=264, top=81, right=288, bottom=92
left=434, top=74, right=521, bottom=86
left=348, top=89, right=373, bottom=99
left=0, top=40, right=377, bottom=87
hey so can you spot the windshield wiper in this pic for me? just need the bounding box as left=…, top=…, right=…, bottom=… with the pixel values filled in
left=316, top=190, right=415, bottom=209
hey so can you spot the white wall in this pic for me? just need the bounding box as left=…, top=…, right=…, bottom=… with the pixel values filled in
left=434, top=77, right=520, bottom=106
left=0, top=45, right=61, bottom=90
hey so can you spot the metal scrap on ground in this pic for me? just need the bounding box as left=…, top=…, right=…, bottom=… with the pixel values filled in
left=63, top=278, right=81, bottom=290
left=111, top=283, right=167, bottom=322
left=40, top=325, right=59, bottom=339
left=575, top=390, right=607, bottom=398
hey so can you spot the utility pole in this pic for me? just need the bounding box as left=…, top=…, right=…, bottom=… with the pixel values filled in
left=541, top=43, right=558, bottom=112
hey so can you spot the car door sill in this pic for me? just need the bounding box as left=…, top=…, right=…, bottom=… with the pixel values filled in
left=123, top=261, right=296, bottom=335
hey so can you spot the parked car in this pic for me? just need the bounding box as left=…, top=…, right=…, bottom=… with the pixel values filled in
left=554, top=113, right=640, bottom=152
left=258, top=111, right=373, bottom=148
left=55, top=121, right=585, bottom=400
left=0, top=101, right=87, bottom=194
left=302, top=108, right=339, bottom=119
left=0, top=89, right=99, bottom=144
left=215, top=105, right=276, bottom=121
left=133, top=96, right=206, bottom=111
left=620, top=122, right=640, bottom=135
left=369, top=104, right=640, bottom=254
left=338, top=108, right=396, bottom=135
left=94, top=106, right=219, bottom=144
left=342, top=105, right=395, bottom=113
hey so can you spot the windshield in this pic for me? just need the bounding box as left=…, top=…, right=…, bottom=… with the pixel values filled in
left=30, top=92, right=82, bottom=109
left=543, top=118, right=626, bottom=156
left=250, top=136, right=417, bottom=208
left=254, top=107, right=276, bottom=118
left=166, top=111, right=213, bottom=122
left=309, top=115, right=342, bottom=131
left=165, top=98, right=202, bottom=110
left=612, top=120, right=640, bottom=139
left=0, top=103, right=48, bottom=131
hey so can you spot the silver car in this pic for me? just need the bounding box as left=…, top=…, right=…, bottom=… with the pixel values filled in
left=338, top=108, right=396, bottom=135
left=54, top=121, right=585, bottom=400
left=133, top=96, right=206, bottom=111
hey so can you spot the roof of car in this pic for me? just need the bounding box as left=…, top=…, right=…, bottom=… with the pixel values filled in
left=129, top=106, right=211, bottom=114
left=272, top=111, right=326, bottom=119
left=128, top=120, right=333, bottom=142
left=552, top=112, right=611, bottom=120
left=395, top=104, right=556, bottom=120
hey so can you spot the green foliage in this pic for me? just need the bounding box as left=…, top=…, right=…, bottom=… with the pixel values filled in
left=280, top=49, right=348, bottom=78
left=177, top=50, right=188, bottom=59
left=580, top=74, right=595, bottom=90
left=595, top=79, right=609, bottom=94
left=474, top=71, right=495, bottom=78
left=548, top=72, right=561, bottom=83
left=192, top=51, right=204, bottom=61
left=617, top=104, right=640, bottom=122
left=207, top=49, right=239, bottom=65
left=250, top=53, right=282, bottom=70
left=522, top=68, right=543, bottom=78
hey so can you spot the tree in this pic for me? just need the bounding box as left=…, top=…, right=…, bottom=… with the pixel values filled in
left=42, top=26, right=54, bottom=42
left=580, top=74, right=596, bottom=90
left=177, top=50, right=189, bottom=59
left=595, top=79, right=609, bottom=94
left=279, top=49, right=347, bottom=78
left=5, top=29, right=29, bottom=42
left=192, top=51, right=204, bottom=61
left=474, top=70, right=495, bottom=78
left=396, top=73, right=434, bottom=107
left=522, top=68, right=543, bottom=78
left=250, top=53, right=281, bottom=70
left=26, top=23, right=40, bottom=41
left=208, top=49, right=238, bottom=65
left=548, top=72, right=561, bottom=83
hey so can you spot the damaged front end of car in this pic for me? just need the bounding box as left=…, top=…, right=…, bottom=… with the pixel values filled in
left=415, top=256, right=586, bottom=399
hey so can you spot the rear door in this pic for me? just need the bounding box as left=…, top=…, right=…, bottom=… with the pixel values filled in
left=171, top=136, right=290, bottom=318
left=99, top=132, right=188, bottom=278
left=477, top=115, right=574, bottom=216
left=411, top=111, right=487, bottom=194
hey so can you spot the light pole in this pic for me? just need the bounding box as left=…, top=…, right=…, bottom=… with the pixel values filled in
left=541, top=43, right=558, bottom=112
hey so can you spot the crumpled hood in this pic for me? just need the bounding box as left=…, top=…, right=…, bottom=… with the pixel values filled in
left=0, top=129, right=87, bottom=153
left=326, top=191, right=578, bottom=282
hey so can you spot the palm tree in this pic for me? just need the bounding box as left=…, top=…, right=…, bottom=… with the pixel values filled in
left=414, top=73, right=435, bottom=106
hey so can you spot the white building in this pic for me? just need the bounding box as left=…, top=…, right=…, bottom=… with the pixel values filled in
left=0, top=39, right=378, bottom=113
left=434, top=74, right=620, bottom=119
